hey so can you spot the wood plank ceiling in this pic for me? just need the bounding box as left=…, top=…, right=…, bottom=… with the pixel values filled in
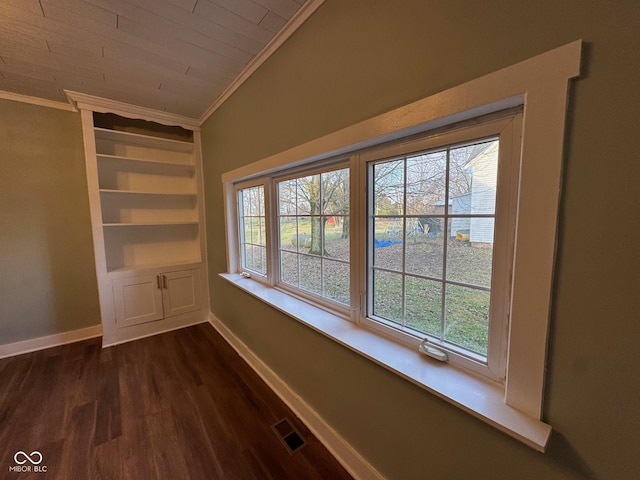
left=0, top=0, right=313, bottom=119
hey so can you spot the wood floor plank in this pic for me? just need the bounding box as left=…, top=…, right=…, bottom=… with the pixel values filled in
left=0, top=323, right=353, bottom=479
left=94, top=359, right=122, bottom=446
left=57, top=401, right=97, bottom=480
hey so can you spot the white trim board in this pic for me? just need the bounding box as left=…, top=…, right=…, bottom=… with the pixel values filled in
left=101, top=318, right=209, bottom=348
left=208, top=312, right=385, bottom=480
left=0, top=324, right=103, bottom=359
left=65, top=90, right=201, bottom=130
left=0, top=90, right=76, bottom=111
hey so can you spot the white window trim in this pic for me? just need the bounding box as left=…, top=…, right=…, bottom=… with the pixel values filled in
left=221, top=40, right=583, bottom=451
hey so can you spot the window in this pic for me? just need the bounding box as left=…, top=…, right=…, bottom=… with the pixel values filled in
left=221, top=40, right=582, bottom=450
left=237, top=184, right=267, bottom=275
left=354, top=116, right=522, bottom=378
left=276, top=166, right=350, bottom=306
left=369, top=139, right=499, bottom=357
left=364, top=129, right=514, bottom=378
left=233, top=117, right=518, bottom=378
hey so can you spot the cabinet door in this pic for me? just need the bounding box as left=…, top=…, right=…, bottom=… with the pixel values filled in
left=161, top=269, right=202, bottom=318
left=113, top=274, right=164, bottom=327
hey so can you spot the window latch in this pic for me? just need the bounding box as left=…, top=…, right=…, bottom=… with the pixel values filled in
left=419, top=339, right=448, bottom=362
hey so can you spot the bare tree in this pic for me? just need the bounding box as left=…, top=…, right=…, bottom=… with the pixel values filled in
left=279, top=168, right=349, bottom=255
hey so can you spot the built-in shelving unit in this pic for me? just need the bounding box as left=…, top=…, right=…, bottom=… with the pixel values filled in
left=94, top=124, right=201, bottom=272
left=76, top=99, right=208, bottom=347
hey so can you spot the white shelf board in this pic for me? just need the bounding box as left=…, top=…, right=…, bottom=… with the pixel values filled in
left=99, top=189, right=197, bottom=196
left=106, top=260, right=202, bottom=276
left=94, top=127, right=194, bottom=153
left=102, top=221, right=199, bottom=227
left=96, top=153, right=195, bottom=169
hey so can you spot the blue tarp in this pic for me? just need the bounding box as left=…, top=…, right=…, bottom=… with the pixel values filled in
left=374, top=239, right=403, bottom=248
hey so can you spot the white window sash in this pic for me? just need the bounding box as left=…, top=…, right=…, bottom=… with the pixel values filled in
left=355, top=115, right=520, bottom=380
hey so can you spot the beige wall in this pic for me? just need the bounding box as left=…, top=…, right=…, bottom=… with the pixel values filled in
left=0, top=99, right=100, bottom=344
left=201, top=1, right=640, bottom=479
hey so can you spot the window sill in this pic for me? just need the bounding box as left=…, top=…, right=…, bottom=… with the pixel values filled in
left=219, top=273, right=551, bottom=451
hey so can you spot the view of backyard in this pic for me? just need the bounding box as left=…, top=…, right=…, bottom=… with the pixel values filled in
left=240, top=140, right=498, bottom=358
left=240, top=216, right=493, bottom=356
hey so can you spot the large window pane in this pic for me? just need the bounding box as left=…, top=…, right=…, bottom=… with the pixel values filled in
left=277, top=166, right=350, bottom=306
left=444, top=284, right=490, bottom=356
left=373, top=159, right=404, bottom=216
left=279, top=216, right=313, bottom=253
left=406, top=150, right=446, bottom=215
left=404, top=217, right=443, bottom=279
left=324, top=215, right=349, bottom=261
left=278, top=179, right=297, bottom=215
left=447, top=218, right=494, bottom=287
left=280, top=251, right=299, bottom=286
left=299, top=255, right=322, bottom=296
left=372, top=270, right=403, bottom=325
left=323, top=260, right=350, bottom=305
left=279, top=217, right=298, bottom=253
left=243, top=244, right=265, bottom=273
left=450, top=141, right=498, bottom=215
left=373, top=217, right=403, bottom=272
left=238, top=185, right=266, bottom=275
left=405, top=276, right=441, bottom=336
left=369, top=137, right=499, bottom=359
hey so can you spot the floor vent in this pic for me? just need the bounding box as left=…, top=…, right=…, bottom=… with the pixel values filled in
left=272, top=418, right=306, bottom=455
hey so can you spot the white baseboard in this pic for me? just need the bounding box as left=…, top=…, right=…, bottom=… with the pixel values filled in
left=0, top=324, right=103, bottom=359
left=208, top=312, right=385, bottom=480
left=101, top=317, right=208, bottom=348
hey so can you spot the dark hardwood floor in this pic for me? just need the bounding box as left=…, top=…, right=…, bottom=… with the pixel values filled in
left=0, top=323, right=353, bottom=480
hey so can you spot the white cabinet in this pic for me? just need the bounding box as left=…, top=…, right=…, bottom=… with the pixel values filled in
left=76, top=101, right=209, bottom=346
left=161, top=269, right=202, bottom=318
left=113, top=274, right=163, bottom=327
left=113, top=268, right=202, bottom=328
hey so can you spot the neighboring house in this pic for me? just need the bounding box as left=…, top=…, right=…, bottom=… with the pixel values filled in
left=467, top=142, right=499, bottom=245
left=433, top=141, right=498, bottom=244
left=450, top=192, right=471, bottom=239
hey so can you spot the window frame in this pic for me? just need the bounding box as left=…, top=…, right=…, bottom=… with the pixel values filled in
left=220, top=40, right=583, bottom=450
left=271, top=160, right=352, bottom=316
left=234, top=178, right=270, bottom=282
left=356, top=114, right=522, bottom=381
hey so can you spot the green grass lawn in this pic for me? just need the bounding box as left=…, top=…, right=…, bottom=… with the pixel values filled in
left=246, top=216, right=493, bottom=356
left=372, top=237, right=492, bottom=356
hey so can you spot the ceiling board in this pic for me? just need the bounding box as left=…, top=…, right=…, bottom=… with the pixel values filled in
left=41, top=0, right=118, bottom=28
left=0, top=0, right=321, bottom=119
left=213, top=0, right=268, bottom=24
left=192, top=1, right=273, bottom=44
left=260, top=11, right=288, bottom=34
left=252, top=0, right=300, bottom=19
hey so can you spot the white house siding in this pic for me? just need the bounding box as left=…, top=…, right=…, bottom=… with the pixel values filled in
left=450, top=193, right=471, bottom=238
left=469, top=142, right=498, bottom=244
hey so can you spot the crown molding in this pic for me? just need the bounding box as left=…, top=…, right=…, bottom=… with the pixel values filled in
left=0, top=90, right=76, bottom=111
left=65, top=90, right=201, bottom=131
left=199, top=0, right=325, bottom=124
